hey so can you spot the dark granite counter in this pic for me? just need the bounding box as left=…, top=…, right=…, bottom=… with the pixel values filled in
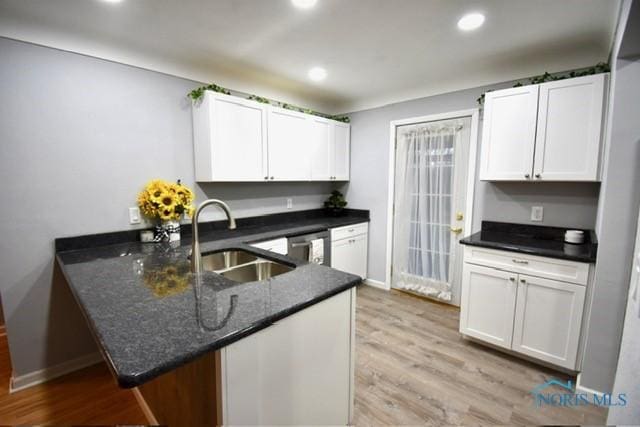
left=459, top=221, right=597, bottom=263
left=56, top=210, right=368, bottom=388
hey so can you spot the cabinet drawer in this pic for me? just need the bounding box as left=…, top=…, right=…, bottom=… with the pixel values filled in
left=463, top=246, right=589, bottom=285
left=331, top=222, right=368, bottom=241
left=250, top=237, right=288, bottom=255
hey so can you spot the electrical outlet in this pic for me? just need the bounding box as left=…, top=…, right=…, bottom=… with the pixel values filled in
left=129, top=207, right=141, bottom=224
left=531, top=206, right=544, bottom=222
left=286, top=198, right=293, bottom=209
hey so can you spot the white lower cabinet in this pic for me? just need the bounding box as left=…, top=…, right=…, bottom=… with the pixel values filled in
left=512, top=274, right=585, bottom=369
left=221, top=289, right=355, bottom=426
left=460, top=264, right=517, bottom=349
left=330, top=223, right=368, bottom=278
left=460, top=248, right=589, bottom=370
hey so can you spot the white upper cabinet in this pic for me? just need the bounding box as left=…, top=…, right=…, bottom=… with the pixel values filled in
left=534, top=74, right=606, bottom=181
left=480, top=85, right=539, bottom=181
left=310, top=117, right=332, bottom=180
left=192, top=91, right=350, bottom=182
left=333, top=122, right=351, bottom=180
left=480, top=73, right=608, bottom=182
left=192, top=92, right=268, bottom=181
left=267, top=107, right=311, bottom=181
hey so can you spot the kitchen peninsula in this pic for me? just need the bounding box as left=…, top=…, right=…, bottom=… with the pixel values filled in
left=55, top=209, right=368, bottom=426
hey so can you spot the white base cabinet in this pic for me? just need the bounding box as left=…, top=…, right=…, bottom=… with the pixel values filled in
left=330, top=222, right=368, bottom=278
left=460, top=246, right=589, bottom=370
left=221, top=289, right=355, bottom=426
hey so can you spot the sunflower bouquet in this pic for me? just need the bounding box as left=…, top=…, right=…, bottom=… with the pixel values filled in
left=137, top=179, right=195, bottom=241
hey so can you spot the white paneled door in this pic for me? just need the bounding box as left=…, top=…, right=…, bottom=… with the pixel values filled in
left=267, top=107, right=311, bottom=181
left=511, top=274, right=585, bottom=369
left=534, top=74, right=605, bottom=181
left=460, top=264, right=518, bottom=349
left=480, top=86, right=539, bottom=180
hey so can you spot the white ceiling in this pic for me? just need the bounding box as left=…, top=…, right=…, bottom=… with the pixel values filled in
left=0, top=0, right=620, bottom=113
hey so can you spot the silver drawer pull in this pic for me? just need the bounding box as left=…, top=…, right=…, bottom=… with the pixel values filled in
left=512, top=259, right=529, bottom=264
left=348, top=228, right=355, bottom=232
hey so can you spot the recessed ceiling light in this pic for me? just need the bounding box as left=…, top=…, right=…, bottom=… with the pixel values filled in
left=101, top=0, right=124, bottom=3
left=457, top=12, right=485, bottom=31
left=291, top=0, right=317, bottom=9
left=308, top=67, right=327, bottom=82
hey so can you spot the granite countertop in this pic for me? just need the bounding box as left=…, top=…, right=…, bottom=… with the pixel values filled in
left=56, top=211, right=367, bottom=388
left=459, top=221, right=598, bottom=263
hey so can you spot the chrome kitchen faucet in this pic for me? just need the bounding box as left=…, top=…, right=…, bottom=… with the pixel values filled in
left=191, top=199, right=236, bottom=273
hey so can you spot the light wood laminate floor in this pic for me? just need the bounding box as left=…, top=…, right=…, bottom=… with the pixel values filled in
left=353, top=285, right=606, bottom=425
left=0, top=285, right=606, bottom=425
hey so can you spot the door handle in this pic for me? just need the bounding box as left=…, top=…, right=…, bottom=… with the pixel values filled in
left=450, top=226, right=463, bottom=234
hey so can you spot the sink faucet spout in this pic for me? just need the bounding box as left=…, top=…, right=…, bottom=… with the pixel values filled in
left=191, top=199, right=236, bottom=273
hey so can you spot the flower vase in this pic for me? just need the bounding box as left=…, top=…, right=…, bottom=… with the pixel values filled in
left=154, top=220, right=181, bottom=242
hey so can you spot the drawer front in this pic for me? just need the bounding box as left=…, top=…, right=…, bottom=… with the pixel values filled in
left=331, top=222, right=368, bottom=241
left=463, top=246, right=589, bottom=285
left=250, top=237, right=288, bottom=255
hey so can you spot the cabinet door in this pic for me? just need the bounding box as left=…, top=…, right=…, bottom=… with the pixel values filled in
left=512, top=274, right=585, bottom=369
left=479, top=85, right=539, bottom=181
left=310, top=117, right=332, bottom=180
left=222, top=289, right=353, bottom=425
left=460, top=264, right=518, bottom=349
left=333, top=122, right=351, bottom=180
left=331, top=234, right=367, bottom=278
left=193, top=92, right=268, bottom=181
left=267, top=107, right=311, bottom=181
left=534, top=74, right=606, bottom=181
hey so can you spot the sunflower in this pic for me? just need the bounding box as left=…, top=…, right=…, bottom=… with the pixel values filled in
left=137, top=179, right=195, bottom=220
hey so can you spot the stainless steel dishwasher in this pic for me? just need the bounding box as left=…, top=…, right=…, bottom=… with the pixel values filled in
left=287, top=230, right=331, bottom=266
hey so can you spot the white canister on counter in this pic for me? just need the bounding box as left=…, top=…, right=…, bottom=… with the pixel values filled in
left=565, top=230, right=585, bottom=244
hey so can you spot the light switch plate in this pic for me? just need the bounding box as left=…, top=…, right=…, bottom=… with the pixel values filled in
left=286, top=198, right=292, bottom=209
left=531, top=206, right=544, bottom=222
left=129, top=207, right=141, bottom=224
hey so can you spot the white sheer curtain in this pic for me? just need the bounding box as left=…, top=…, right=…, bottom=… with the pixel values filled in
left=391, top=121, right=462, bottom=301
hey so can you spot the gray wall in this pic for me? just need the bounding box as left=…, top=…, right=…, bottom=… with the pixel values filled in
left=0, top=38, right=334, bottom=378
left=581, top=55, right=640, bottom=394
left=345, top=84, right=601, bottom=284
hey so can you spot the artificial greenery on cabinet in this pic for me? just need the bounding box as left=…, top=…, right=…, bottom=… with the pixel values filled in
left=188, top=84, right=350, bottom=123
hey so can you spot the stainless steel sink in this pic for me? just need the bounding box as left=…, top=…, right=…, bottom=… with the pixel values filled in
left=219, top=261, right=294, bottom=282
left=199, top=249, right=294, bottom=283
left=200, top=250, right=258, bottom=271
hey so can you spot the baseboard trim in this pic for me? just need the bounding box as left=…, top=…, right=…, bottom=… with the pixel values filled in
left=576, top=374, right=605, bottom=399
left=363, top=278, right=388, bottom=290
left=9, top=352, right=103, bottom=393
left=132, top=387, right=159, bottom=425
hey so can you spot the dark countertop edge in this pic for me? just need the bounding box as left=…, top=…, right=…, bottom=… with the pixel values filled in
left=54, top=254, right=123, bottom=384
left=119, top=278, right=360, bottom=388
left=115, top=279, right=361, bottom=388
left=55, top=209, right=370, bottom=253
left=459, top=238, right=597, bottom=263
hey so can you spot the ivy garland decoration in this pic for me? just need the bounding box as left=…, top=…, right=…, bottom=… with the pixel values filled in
left=477, top=62, right=610, bottom=106
left=188, top=85, right=350, bottom=123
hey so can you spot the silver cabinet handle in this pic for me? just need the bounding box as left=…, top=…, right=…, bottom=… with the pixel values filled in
left=512, top=259, right=529, bottom=264
left=270, top=176, right=274, bottom=180
left=524, top=173, right=530, bottom=179
left=264, top=176, right=268, bottom=180
left=535, top=173, right=541, bottom=179
left=520, top=279, right=526, bottom=283
left=509, top=277, right=516, bottom=282
left=348, top=228, right=355, bottom=232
